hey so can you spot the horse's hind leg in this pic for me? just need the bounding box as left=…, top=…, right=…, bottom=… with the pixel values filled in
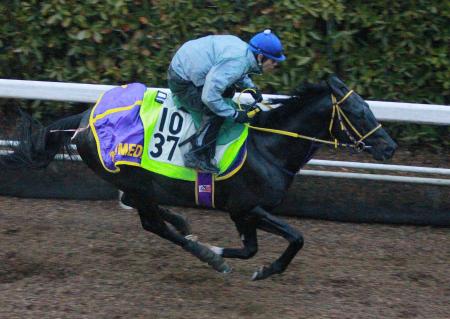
left=159, top=207, right=192, bottom=237
left=134, top=196, right=231, bottom=273
left=121, top=192, right=191, bottom=236
left=219, top=215, right=258, bottom=259
left=250, top=206, right=304, bottom=281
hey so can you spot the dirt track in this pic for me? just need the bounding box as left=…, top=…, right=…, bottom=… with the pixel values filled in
left=0, top=196, right=449, bottom=319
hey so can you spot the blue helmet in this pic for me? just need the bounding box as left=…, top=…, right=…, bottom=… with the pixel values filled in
left=249, top=29, right=286, bottom=62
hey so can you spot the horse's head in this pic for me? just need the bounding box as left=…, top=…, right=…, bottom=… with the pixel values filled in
left=326, top=75, right=397, bottom=161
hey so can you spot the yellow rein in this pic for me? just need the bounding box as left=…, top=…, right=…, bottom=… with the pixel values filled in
left=238, top=89, right=382, bottom=149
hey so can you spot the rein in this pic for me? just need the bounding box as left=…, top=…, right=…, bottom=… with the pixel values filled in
left=243, top=90, right=382, bottom=152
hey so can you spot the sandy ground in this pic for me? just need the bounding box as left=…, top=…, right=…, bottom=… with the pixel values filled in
left=0, top=197, right=449, bottom=319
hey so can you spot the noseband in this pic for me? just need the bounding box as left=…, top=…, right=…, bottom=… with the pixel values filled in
left=246, top=90, right=382, bottom=152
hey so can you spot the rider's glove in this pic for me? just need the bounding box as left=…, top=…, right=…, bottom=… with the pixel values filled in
left=249, top=88, right=263, bottom=103
left=233, top=110, right=251, bottom=123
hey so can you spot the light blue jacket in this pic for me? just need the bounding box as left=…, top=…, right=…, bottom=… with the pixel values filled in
left=170, top=35, right=261, bottom=117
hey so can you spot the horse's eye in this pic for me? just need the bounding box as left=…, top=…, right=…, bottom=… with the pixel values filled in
left=358, top=107, right=365, bottom=118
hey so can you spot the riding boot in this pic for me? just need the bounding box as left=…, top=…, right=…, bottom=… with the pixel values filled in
left=184, top=117, right=224, bottom=174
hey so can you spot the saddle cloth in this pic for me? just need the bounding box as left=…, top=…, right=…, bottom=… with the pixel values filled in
left=89, top=83, right=248, bottom=181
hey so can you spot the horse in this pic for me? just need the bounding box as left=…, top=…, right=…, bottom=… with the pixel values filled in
left=1, top=75, right=397, bottom=280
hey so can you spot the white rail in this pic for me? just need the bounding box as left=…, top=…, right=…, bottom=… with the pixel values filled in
left=1, top=79, right=449, bottom=124
left=299, top=170, right=450, bottom=186
left=307, top=159, right=450, bottom=176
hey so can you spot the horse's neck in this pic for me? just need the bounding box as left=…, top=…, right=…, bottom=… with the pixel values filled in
left=251, top=97, right=329, bottom=173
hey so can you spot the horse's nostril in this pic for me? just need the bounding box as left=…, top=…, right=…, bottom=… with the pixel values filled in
left=385, top=145, right=396, bottom=157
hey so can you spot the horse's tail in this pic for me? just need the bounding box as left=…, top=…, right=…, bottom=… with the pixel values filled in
left=0, top=109, right=86, bottom=169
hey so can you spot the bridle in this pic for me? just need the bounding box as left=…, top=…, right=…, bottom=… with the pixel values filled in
left=241, top=89, right=382, bottom=152
left=328, top=90, right=382, bottom=152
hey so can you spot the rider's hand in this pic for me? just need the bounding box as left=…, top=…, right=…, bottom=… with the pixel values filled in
left=249, top=88, right=263, bottom=103
left=233, top=110, right=251, bottom=123
left=222, top=85, right=236, bottom=98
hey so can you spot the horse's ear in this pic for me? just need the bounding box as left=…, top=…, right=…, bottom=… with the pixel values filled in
left=326, top=74, right=339, bottom=90
left=326, top=74, right=349, bottom=95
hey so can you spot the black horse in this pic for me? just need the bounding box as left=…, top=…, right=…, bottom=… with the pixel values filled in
left=2, top=76, right=396, bottom=280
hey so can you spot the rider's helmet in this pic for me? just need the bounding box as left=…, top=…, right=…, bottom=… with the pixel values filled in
left=249, top=29, right=286, bottom=62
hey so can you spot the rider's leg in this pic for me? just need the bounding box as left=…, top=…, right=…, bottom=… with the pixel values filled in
left=184, top=115, right=224, bottom=173
left=203, top=115, right=225, bottom=159
left=168, top=66, right=228, bottom=173
left=167, top=65, right=203, bottom=112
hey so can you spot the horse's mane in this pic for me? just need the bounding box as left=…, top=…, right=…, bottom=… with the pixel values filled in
left=254, top=82, right=330, bottom=128
left=270, top=82, right=330, bottom=108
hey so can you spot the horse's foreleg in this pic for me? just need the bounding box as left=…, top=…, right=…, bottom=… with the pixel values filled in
left=220, top=216, right=258, bottom=259
left=250, top=206, right=304, bottom=281
left=137, top=203, right=231, bottom=273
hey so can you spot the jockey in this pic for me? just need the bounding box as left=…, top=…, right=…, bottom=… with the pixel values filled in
left=168, top=29, right=286, bottom=173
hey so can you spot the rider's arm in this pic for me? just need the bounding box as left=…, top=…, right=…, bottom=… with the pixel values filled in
left=201, top=59, right=249, bottom=118
left=236, top=75, right=256, bottom=91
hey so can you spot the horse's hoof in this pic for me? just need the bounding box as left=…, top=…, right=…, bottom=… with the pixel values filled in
left=220, top=264, right=233, bottom=274
left=185, top=234, right=198, bottom=242
left=215, top=259, right=232, bottom=274
left=251, top=266, right=269, bottom=281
